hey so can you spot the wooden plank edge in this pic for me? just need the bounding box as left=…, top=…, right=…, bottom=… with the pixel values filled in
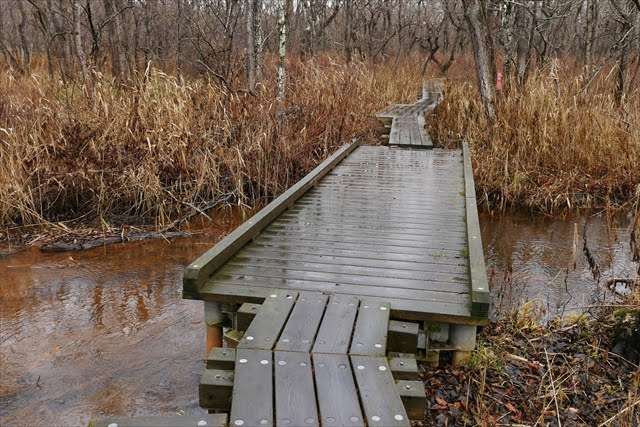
left=182, top=139, right=361, bottom=296
left=200, top=284, right=490, bottom=326
left=90, top=414, right=228, bottom=427
left=462, top=142, right=490, bottom=318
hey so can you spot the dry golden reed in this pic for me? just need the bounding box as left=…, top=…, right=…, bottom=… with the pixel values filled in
left=1, top=54, right=638, bottom=233
left=428, top=56, right=640, bottom=214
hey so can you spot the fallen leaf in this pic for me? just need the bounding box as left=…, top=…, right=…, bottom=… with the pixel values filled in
left=435, top=396, right=449, bottom=407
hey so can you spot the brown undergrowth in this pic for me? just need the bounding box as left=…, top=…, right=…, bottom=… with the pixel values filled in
left=1, top=55, right=639, bottom=245
left=420, top=290, right=640, bottom=427
left=429, top=57, right=640, bottom=215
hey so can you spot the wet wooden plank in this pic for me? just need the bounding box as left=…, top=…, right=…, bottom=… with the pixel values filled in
left=211, top=274, right=469, bottom=303
left=274, top=351, right=319, bottom=426
left=276, top=212, right=468, bottom=233
left=350, top=356, right=410, bottom=426
left=293, top=197, right=466, bottom=211
left=267, top=219, right=467, bottom=239
left=247, top=239, right=467, bottom=260
left=463, top=142, right=490, bottom=317
left=282, top=209, right=467, bottom=226
left=232, top=252, right=469, bottom=275
left=262, top=223, right=467, bottom=242
left=183, top=141, right=360, bottom=295
left=350, top=300, right=390, bottom=356
left=313, top=295, right=359, bottom=354
left=312, top=353, right=364, bottom=426
left=224, top=259, right=469, bottom=284
left=230, top=349, right=273, bottom=427
left=275, top=292, right=327, bottom=352
left=237, top=289, right=298, bottom=350
left=288, top=200, right=465, bottom=214
left=90, top=415, right=227, bottom=427
left=254, top=233, right=468, bottom=252
left=216, top=264, right=468, bottom=291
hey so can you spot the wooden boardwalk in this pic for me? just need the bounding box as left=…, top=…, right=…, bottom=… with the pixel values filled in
left=171, top=82, right=488, bottom=426
left=89, top=82, right=490, bottom=427
left=184, top=143, right=488, bottom=323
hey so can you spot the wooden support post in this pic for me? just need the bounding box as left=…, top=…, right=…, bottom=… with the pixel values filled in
left=223, top=330, right=242, bottom=349
left=207, top=348, right=236, bottom=370
left=450, top=323, right=477, bottom=367
left=424, top=350, right=439, bottom=367
left=236, top=302, right=261, bottom=331
left=387, top=320, right=419, bottom=354
left=205, top=301, right=225, bottom=355
left=389, top=357, right=419, bottom=380
left=199, top=369, right=234, bottom=410
left=396, top=380, right=426, bottom=421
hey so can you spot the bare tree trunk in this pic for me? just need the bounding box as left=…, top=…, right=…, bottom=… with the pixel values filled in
left=344, top=0, right=352, bottom=63
left=255, top=0, right=263, bottom=84
left=614, top=19, right=632, bottom=107
left=0, top=5, right=25, bottom=75
left=17, top=0, right=31, bottom=74
left=72, top=0, right=91, bottom=87
left=103, top=0, right=127, bottom=78
left=246, top=0, right=255, bottom=91
left=463, top=0, right=496, bottom=120
left=501, top=1, right=515, bottom=79
left=277, top=0, right=286, bottom=101
left=46, top=0, right=66, bottom=81
left=514, top=2, right=534, bottom=87
left=585, top=0, right=598, bottom=72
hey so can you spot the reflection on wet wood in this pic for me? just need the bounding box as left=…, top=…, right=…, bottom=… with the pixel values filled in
left=190, top=145, right=487, bottom=325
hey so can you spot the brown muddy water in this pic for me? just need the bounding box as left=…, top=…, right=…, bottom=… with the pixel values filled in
left=0, top=210, right=637, bottom=426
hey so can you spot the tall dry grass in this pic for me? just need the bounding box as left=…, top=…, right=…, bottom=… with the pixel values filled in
left=0, top=54, right=638, bottom=234
left=429, top=57, right=640, bottom=214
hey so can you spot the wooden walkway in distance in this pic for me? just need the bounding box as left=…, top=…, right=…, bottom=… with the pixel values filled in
left=200, top=290, right=425, bottom=426
left=375, top=80, right=443, bottom=149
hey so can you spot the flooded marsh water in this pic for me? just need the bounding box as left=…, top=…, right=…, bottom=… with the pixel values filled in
left=0, top=210, right=638, bottom=426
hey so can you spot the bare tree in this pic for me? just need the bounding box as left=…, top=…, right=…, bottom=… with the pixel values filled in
left=246, top=0, right=263, bottom=91
left=72, top=0, right=90, bottom=86
left=585, top=0, right=599, bottom=72
left=462, top=0, right=497, bottom=119
left=277, top=0, right=287, bottom=101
